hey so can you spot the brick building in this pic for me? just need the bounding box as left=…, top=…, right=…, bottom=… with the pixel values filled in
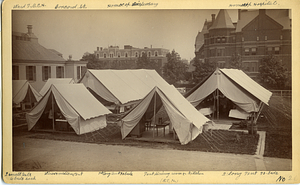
left=194, top=9, right=291, bottom=79
left=93, top=45, right=169, bottom=74
left=12, top=25, right=88, bottom=91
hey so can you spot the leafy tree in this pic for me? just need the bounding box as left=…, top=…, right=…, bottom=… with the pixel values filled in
left=259, top=55, right=288, bottom=89
left=81, top=53, right=106, bottom=69
left=192, top=57, right=215, bottom=83
left=229, top=53, right=243, bottom=70
left=136, top=52, right=158, bottom=70
left=162, top=50, right=187, bottom=84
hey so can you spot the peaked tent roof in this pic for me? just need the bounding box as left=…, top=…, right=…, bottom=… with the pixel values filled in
left=26, top=84, right=112, bottom=135
left=209, top=9, right=235, bottom=30
left=186, top=68, right=272, bottom=113
left=39, top=78, right=74, bottom=96
left=120, top=85, right=210, bottom=145
left=13, top=80, right=42, bottom=105
left=79, top=69, right=171, bottom=105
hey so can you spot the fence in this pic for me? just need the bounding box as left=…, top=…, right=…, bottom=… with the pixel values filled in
left=270, top=90, right=292, bottom=97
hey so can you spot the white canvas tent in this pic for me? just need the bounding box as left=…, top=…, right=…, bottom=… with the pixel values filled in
left=185, top=68, right=272, bottom=120
left=13, top=80, right=42, bottom=106
left=39, top=78, right=74, bottom=96
left=119, top=85, right=211, bottom=145
left=79, top=69, right=171, bottom=111
left=26, top=84, right=112, bottom=135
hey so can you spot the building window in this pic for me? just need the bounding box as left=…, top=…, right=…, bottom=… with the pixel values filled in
left=257, top=36, right=259, bottom=41
left=251, top=48, right=257, bottom=55
left=104, top=53, right=106, bottom=58
left=125, top=53, right=128, bottom=57
left=148, top=51, right=151, bottom=57
left=222, top=37, right=226, bottom=43
left=97, top=54, right=99, bottom=58
left=265, top=36, right=267, bottom=41
left=110, top=53, right=114, bottom=58
left=141, top=52, right=145, bottom=56
left=135, top=52, right=139, bottom=57
left=217, top=37, right=221, bottom=43
left=155, top=51, right=158, bottom=56
left=12, top=66, right=19, bottom=80
left=56, top=66, right=64, bottom=78
left=280, top=35, right=283, bottom=40
left=244, top=48, right=250, bottom=56
left=118, top=53, right=121, bottom=57
left=275, top=47, right=280, bottom=54
left=210, top=37, right=214, bottom=44
left=42, top=66, right=51, bottom=81
left=26, top=66, right=36, bottom=81
left=242, top=37, right=244, bottom=42
left=232, top=37, right=236, bottom=43
left=243, top=62, right=258, bottom=72
left=77, top=66, right=87, bottom=80
left=216, top=48, right=225, bottom=56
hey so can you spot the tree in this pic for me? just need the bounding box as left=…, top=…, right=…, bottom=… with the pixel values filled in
left=229, top=53, right=243, bottom=70
left=81, top=53, right=106, bottom=69
left=192, top=57, right=215, bottom=83
left=136, top=52, right=157, bottom=70
left=259, top=55, right=288, bottom=89
left=162, top=50, right=187, bottom=84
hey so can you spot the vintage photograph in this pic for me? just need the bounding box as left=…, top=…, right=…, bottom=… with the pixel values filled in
left=4, top=2, right=296, bottom=183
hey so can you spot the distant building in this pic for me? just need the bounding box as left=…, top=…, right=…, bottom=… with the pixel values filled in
left=194, top=9, right=291, bottom=79
left=12, top=25, right=87, bottom=91
left=93, top=45, right=169, bottom=74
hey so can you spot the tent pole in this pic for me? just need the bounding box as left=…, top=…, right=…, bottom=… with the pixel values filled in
left=52, top=93, right=55, bottom=131
left=153, top=90, right=157, bottom=138
left=217, top=89, right=219, bottom=120
left=254, top=102, right=264, bottom=124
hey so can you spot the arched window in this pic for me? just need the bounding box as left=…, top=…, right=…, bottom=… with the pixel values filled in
left=125, top=53, right=128, bottom=57
left=155, top=51, right=158, bottom=56
left=148, top=51, right=151, bottom=57
left=104, top=53, right=106, bottom=58
left=135, top=52, right=139, bottom=57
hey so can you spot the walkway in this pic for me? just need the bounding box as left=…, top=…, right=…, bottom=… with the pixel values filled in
left=13, top=136, right=291, bottom=171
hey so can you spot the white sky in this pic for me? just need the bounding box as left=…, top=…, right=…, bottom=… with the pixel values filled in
left=12, top=10, right=238, bottom=61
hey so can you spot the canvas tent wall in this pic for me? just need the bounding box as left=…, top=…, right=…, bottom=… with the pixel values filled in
left=119, top=85, right=211, bottom=145
left=185, top=68, right=272, bottom=119
left=13, top=80, right=42, bottom=107
left=26, top=84, right=112, bottom=135
left=79, top=69, right=171, bottom=112
left=39, top=78, right=74, bottom=96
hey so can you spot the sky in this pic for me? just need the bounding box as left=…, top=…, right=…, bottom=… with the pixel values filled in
left=12, top=9, right=238, bottom=61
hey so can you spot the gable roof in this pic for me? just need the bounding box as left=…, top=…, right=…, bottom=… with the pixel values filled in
left=209, top=9, right=235, bottom=30
left=39, top=78, right=74, bottom=96
left=53, top=84, right=111, bottom=120
left=12, top=39, right=66, bottom=62
left=186, top=68, right=272, bottom=113
left=79, top=69, right=170, bottom=105
left=120, top=85, right=210, bottom=145
left=12, top=80, right=42, bottom=104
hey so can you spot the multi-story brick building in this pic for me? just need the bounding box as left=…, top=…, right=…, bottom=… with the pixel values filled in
left=12, top=25, right=88, bottom=91
left=93, top=45, right=169, bottom=74
left=194, top=9, right=291, bottom=79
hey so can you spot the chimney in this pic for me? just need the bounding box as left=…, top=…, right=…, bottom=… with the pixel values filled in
left=259, top=9, right=266, bottom=15
left=212, top=14, right=216, bottom=23
left=68, top=55, right=72, bottom=60
left=27, top=25, right=33, bottom=34
left=100, top=47, right=103, bottom=51
left=238, top=9, right=241, bottom=20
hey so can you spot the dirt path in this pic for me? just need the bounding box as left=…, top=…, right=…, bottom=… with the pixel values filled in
left=13, top=136, right=291, bottom=171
